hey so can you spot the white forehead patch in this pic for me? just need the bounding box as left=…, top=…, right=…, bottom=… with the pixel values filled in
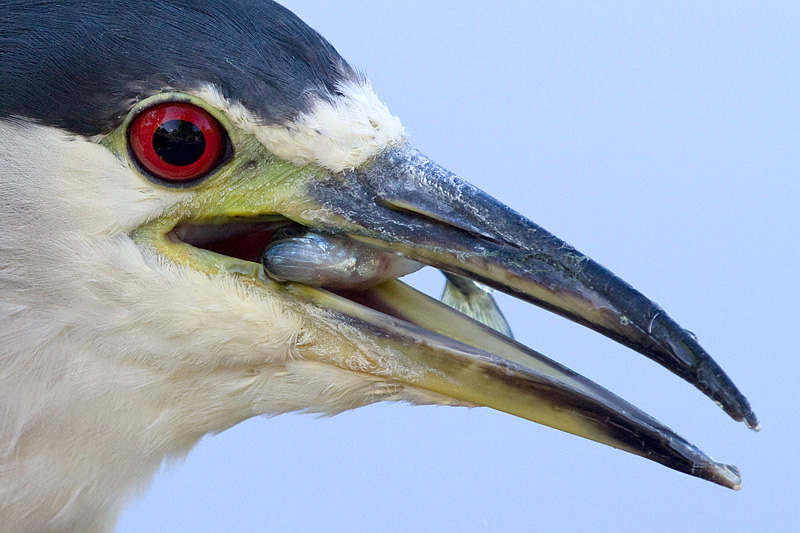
left=195, top=80, right=406, bottom=173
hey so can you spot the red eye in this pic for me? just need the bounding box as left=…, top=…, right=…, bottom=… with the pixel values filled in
left=129, top=102, right=227, bottom=183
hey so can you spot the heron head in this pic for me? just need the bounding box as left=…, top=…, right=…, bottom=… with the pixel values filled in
left=0, top=1, right=757, bottom=529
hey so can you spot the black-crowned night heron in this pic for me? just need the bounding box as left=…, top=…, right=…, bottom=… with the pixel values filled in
left=0, top=1, right=758, bottom=530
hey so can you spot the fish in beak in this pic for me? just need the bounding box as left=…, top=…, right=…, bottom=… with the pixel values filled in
left=119, top=92, right=756, bottom=490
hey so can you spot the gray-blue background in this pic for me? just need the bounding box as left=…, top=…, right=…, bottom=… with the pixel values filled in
left=120, top=1, right=797, bottom=530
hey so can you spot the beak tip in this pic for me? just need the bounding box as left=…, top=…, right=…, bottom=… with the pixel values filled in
left=746, top=416, right=761, bottom=433
left=732, top=401, right=759, bottom=432
left=686, top=455, right=741, bottom=490
left=710, top=462, right=742, bottom=491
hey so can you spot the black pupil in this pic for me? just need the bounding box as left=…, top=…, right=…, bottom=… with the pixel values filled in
left=152, top=119, right=206, bottom=166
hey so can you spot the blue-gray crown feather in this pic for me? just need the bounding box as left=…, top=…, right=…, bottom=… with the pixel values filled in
left=0, top=0, right=357, bottom=135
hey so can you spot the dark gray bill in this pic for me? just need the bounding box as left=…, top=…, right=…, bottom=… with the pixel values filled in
left=274, top=278, right=743, bottom=490
left=298, top=144, right=758, bottom=430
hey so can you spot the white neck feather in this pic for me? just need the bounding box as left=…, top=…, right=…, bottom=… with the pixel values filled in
left=0, top=121, right=402, bottom=531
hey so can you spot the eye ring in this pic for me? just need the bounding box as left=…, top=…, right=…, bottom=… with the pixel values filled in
left=128, top=102, right=227, bottom=183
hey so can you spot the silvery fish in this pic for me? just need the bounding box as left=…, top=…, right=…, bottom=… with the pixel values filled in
left=264, top=226, right=513, bottom=337
left=262, top=226, right=422, bottom=290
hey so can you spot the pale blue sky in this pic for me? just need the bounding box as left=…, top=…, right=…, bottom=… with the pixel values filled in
left=120, top=2, right=798, bottom=531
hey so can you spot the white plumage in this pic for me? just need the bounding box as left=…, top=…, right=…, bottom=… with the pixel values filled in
left=0, top=120, right=432, bottom=531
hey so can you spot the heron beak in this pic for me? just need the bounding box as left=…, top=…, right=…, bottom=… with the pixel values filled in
left=239, top=142, right=754, bottom=490
left=127, top=127, right=754, bottom=489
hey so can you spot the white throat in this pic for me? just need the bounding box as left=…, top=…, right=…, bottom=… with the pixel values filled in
left=0, top=121, right=409, bottom=531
